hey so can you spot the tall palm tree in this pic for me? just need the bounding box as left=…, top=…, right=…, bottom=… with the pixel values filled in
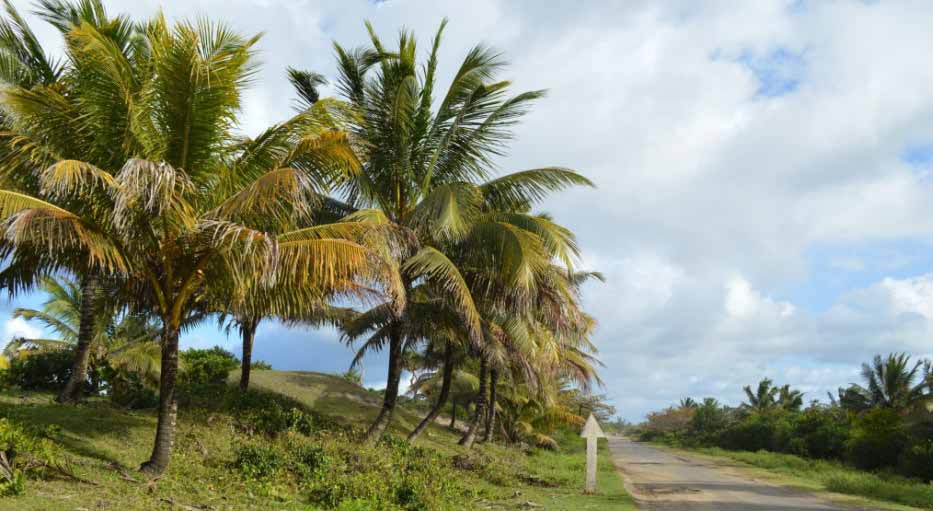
left=743, top=378, right=778, bottom=411
left=0, top=14, right=388, bottom=474
left=0, top=0, right=135, bottom=404
left=458, top=267, right=602, bottom=448
left=6, top=275, right=161, bottom=389
left=851, top=353, right=929, bottom=413
left=777, top=384, right=804, bottom=412
left=679, top=397, right=698, bottom=409
left=319, top=19, right=592, bottom=443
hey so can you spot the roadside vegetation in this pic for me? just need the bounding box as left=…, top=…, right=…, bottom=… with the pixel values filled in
left=0, top=1, right=622, bottom=508
left=0, top=368, right=631, bottom=510
left=634, top=352, right=933, bottom=508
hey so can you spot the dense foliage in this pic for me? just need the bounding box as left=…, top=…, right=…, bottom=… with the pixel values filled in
left=638, top=353, right=933, bottom=482
left=179, top=347, right=240, bottom=386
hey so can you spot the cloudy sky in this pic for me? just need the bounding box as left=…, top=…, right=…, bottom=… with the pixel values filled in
left=4, top=0, right=933, bottom=421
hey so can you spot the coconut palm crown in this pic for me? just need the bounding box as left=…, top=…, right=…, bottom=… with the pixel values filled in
left=319, top=19, right=594, bottom=442
left=0, top=14, right=392, bottom=474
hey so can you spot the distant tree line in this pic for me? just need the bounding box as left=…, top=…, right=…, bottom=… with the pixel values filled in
left=636, top=353, right=933, bottom=482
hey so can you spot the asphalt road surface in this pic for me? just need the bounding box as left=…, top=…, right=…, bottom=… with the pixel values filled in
left=609, top=437, right=872, bottom=510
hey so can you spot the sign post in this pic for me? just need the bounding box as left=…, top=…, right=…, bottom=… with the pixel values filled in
left=579, top=414, right=606, bottom=493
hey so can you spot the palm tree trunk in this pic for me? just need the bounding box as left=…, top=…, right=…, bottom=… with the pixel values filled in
left=238, top=317, right=258, bottom=391
left=364, top=324, right=403, bottom=443
left=408, top=342, right=453, bottom=442
left=459, top=356, right=488, bottom=448
left=482, top=369, right=498, bottom=443
left=141, top=322, right=180, bottom=475
left=57, top=275, right=99, bottom=404
left=449, top=400, right=457, bottom=429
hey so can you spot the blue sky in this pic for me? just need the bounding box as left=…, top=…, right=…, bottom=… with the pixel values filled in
left=5, top=0, right=933, bottom=421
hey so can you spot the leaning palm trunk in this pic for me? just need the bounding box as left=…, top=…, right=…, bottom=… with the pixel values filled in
left=449, top=400, right=458, bottom=429
left=459, top=357, right=488, bottom=448
left=365, top=326, right=403, bottom=443
left=238, top=317, right=259, bottom=391
left=141, top=324, right=180, bottom=474
left=408, top=342, right=454, bottom=442
left=57, top=276, right=98, bottom=404
left=482, top=369, right=498, bottom=443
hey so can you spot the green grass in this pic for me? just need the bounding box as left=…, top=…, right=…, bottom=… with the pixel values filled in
left=482, top=434, right=636, bottom=510
left=663, top=445, right=933, bottom=510
left=0, top=371, right=635, bottom=510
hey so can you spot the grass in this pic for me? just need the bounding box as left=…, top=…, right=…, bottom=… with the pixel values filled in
left=0, top=371, right=635, bottom=510
left=658, top=444, right=933, bottom=510
left=483, top=434, right=636, bottom=510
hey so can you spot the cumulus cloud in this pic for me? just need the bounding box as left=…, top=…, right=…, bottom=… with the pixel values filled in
left=2, top=317, right=42, bottom=349
left=6, top=1, right=933, bottom=420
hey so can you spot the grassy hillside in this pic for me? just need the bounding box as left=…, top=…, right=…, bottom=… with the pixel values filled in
left=1, top=370, right=635, bottom=510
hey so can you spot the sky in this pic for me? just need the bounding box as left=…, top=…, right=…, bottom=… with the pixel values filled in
left=4, top=0, right=933, bottom=422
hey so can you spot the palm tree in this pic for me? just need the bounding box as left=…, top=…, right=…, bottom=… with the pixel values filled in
left=777, top=384, right=804, bottom=412
left=458, top=267, right=602, bottom=448
left=828, top=385, right=871, bottom=413
left=679, top=397, right=698, bottom=409
left=0, top=0, right=136, bottom=404
left=5, top=275, right=162, bottom=390
left=0, top=14, right=386, bottom=474
left=320, top=19, right=592, bottom=443
left=850, top=353, right=929, bottom=413
left=743, top=378, right=778, bottom=411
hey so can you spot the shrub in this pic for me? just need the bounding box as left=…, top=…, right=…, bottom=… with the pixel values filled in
left=790, top=407, right=849, bottom=460
left=250, top=360, right=272, bottom=370
left=0, top=419, right=66, bottom=496
left=847, top=408, right=907, bottom=470
left=236, top=400, right=319, bottom=437
left=104, top=369, right=158, bottom=409
left=180, top=346, right=239, bottom=385
left=687, top=400, right=728, bottom=445
left=644, top=406, right=694, bottom=440
left=340, top=369, right=362, bottom=385
left=5, top=350, right=75, bottom=391
left=232, top=443, right=283, bottom=479
left=719, top=413, right=779, bottom=452
left=898, top=438, right=933, bottom=482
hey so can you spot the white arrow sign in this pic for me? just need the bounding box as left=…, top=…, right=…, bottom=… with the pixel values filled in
left=579, top=414, right=606, bottom=493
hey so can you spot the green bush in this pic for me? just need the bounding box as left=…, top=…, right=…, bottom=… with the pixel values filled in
left=236, top=400, right=320, bottom=437
left=898, top=438, right=933, bottom=482
left=790, top=408, right=850, bottom=459
left=0, top=419, right=66, bottom=496
left=687, top=400, right=728, bottom=445
left=847, top=408, right=907, bottom=470
left=180, top=346, right=239, bottom=385
left=250, top=360, right=272, bottom=370
left=232, top=443, right=283, bottom=479
left=104, top=369, right=158, bottom=409
left=5, top=350, right=75, bottom=391
left=719, top=413, right=780, bottom=452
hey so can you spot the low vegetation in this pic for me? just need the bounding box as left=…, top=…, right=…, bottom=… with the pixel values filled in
left=635, top=352, right=933, bottom=508
left=0, top=371, right=631, bottom=510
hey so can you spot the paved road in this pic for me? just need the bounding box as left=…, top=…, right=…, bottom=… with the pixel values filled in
left=609, top=437, right=870, bottom=511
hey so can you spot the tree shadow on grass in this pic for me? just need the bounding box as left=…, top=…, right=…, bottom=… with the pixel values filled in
left=0, top=397, right=153, bottom=466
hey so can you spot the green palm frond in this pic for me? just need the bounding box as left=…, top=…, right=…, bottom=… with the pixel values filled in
left=0, top=190, right=127, bottom=273
left=0, top=0, right=62, bottom=87
left=403, top=247, right=481, bottom=342
left=480, top=168, right=593, bottom=211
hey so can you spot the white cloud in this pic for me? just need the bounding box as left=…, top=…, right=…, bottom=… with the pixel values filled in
left=6, top=0, right=933, bottom=420
left=2, top=317, right=42, bottom=349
